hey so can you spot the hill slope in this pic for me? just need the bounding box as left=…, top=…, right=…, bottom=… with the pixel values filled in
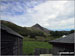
left=1, top=20, right=30, bottom=36
left=1, top=20, right=50, bottom=38
left=32, top=24, right=50, bottom=34
left=1, top=20, right=73, bottom=40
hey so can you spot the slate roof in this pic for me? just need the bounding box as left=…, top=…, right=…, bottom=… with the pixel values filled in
left=50, top=33, right=75, bottom=44
left=0, top=24, right=23, bottom=38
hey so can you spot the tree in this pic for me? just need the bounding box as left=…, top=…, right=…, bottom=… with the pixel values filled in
left=70, top=30, right=75, bottom=34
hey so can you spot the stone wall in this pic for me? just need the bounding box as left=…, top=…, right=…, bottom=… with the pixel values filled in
left=34, top=48, right=51, bottom=55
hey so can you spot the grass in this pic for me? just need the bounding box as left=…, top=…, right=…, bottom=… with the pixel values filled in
left=23, top=36, right=54, bottom=41
left=23, top=36, right=35, bottom=41
left=23, top=40, right=52, bottom=55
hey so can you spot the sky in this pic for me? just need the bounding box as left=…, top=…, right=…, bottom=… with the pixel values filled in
left=0, top=0, right=74, bottom=31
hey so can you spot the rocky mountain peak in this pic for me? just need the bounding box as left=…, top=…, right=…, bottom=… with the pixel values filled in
left=32, top=23, right=42, bottom=28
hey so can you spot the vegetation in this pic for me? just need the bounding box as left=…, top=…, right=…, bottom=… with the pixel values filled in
left=1, top=20, right=74, bottom=40
left=1, top=20, right=30, bottom=36
left=70, top=30, right=75, bottom=34
left=1, top=20, right=46, bottom=38
left=23, top=40, right=52, bottom=55
left=50, top=30, right=75, bottom=38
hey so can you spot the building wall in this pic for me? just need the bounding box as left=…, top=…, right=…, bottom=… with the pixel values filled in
left=51, top=43, right=74, bottom=55
left=51, top=45, right=65, bottom=55
left=13, top=38, right=18, bottom=55
left=1, top=30, right=23, bottom=55
left=1, top=30, right=15, bottom=55
left=17, top=37, right=23, bottom=55
left=34, top=48, right=50, bottom=55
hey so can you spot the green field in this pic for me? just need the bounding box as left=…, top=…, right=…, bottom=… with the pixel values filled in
left=23, top=40, right=52, bottom=55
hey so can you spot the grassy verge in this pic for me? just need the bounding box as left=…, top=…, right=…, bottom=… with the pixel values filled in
left=23, top=40, right=52, bottom=55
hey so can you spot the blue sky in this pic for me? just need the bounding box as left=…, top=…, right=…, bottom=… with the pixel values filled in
left=0, top=0, right=74, bottom=31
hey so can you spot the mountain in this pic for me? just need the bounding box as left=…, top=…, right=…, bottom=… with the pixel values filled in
left=0, top=20, right=50, bottom=37
left=32, top=24, right=50, bottom=34
left=1, top=20, right=30, bottom=36
left=1, top=20, right=73, bottom=40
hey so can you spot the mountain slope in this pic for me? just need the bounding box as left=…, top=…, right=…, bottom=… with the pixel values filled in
left=1, top=20, right=50, bottom=37
left=32, top=24, right=50, bottom=33
left=1, top=20, right=30, bottom=36
left=1, top=20, right=72, bottom=40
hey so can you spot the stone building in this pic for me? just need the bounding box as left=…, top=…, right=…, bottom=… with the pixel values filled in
left=1, top=24, right=24, bottom=55
left=49, top=33, right=74, bottom=56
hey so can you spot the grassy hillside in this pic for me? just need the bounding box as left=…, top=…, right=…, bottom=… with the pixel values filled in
left=1, top=20, right=51, bottom=40
left=1, top=20, right=73, bottom=40
left=23, top=40, right=52, bottom=55
left=1, top=20, right=30, bottom=36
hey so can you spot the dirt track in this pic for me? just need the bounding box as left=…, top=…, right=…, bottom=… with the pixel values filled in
left=40, top=54, right=52, bottom=56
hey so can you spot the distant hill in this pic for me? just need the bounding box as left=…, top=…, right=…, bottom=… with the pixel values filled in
left=1, top=20, right=50, bottom=38
left=32, top=24, right=50, bottom=34
left=1, top=20, right=30, bottom=36
left=1, top=20, right=74, bottom=40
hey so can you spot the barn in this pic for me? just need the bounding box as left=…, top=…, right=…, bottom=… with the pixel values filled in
left=0, top=24, right=24, bottom=55
left=49, top=33, right=74, bottom=56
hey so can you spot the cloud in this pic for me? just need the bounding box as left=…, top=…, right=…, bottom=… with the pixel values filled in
left=29, top=0, right=74, bottom=30
left=0, top=0, right=74, bottom=30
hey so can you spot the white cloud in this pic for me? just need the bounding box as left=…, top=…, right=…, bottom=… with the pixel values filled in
left=0, top=0, right=74, bottom=30
left=47, top=17, right=74, bottom=29
left=28, top=1, right=74, bottom=30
